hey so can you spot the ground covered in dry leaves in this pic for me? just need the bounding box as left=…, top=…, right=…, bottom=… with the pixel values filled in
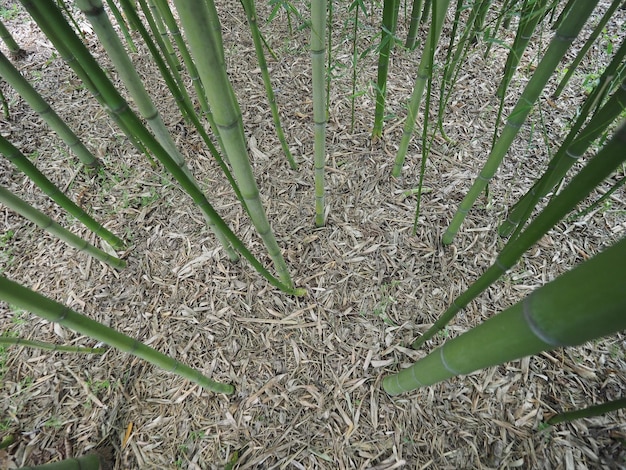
left=1, top=1, right=625, bottom=468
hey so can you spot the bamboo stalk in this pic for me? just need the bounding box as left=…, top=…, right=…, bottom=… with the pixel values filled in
left=372, top=0, right=400, bottom=139
left=405, top=0, right=423, bottom=49
left=149, top=0, right=227, bottom=159
left=0, top=336, right=106, bottom=354
left=0, top=276, right=234, bottom=394
left=19, top=0, right=150, bottom=158
left=0, top=18, right=25, bottom=58
left=21, top=0, right=301, bottom=294
left=500, top=76, right=626, bottom=239
left=384, top=235, right=626, bottom=395
left=0, top=50, right=100, bottom=169
left=392, top=0, right=451, bottom=178
left=311, top=0, right=328, bottom=227
left=547, top=397, right=626, bottom=425
left=240, top=0, right=297, bottom=169
left=552, top=0, right=623, bottom=98
left=173, top=0, right=296, bottom=288
left=17, top=453, right=102, bottom=470
left=0, top=186, right=126, bottom=269
left=0, top=135, right=124, bottom=249
left=413, top=119, right=626, bottom=348
left=442, top=0, right=600, bottom=245
left=117, top=0, right=247, bottom=211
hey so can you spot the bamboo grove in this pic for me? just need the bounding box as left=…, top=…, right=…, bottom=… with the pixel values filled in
left=0, top=0, right=624, bottom=414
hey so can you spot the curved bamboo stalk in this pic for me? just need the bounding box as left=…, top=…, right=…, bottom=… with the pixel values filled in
left=0, top=50, right=100, bottom=169
left=0, top=276, right=234, bottom=394
left=442, top=0, right=600, bottom=245
left=383, top=235, right=626, bottom=395
left=0, top=336, right=106, bottom=354
left=392, top=0, right=451, bottom=178
left=311, top=0, right=327, bottom=227
left=0, top=135, right=124, bottom=249
left=174, top=0, right=295, bottom=286
left=240, top=0, right=297, bottom=169
left=412, top=119, right=626, bottom=348
left=76, top=0, right=239, bottom=260
left=0, top=185, right=126, bottom=269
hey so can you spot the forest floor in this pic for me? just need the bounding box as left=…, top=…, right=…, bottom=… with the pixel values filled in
left=0, top=1, right=625, bottom=469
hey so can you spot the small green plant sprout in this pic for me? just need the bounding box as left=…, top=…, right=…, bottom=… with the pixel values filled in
left=373, top=281, right=400, bottom=326
left=43, top=416, right=63, bottom=429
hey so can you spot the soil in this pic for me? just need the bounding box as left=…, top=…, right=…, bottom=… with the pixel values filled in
left=0, top=1, right=625, bottom=469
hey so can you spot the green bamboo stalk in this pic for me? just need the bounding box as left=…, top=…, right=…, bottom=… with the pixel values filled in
left=442, top=0, right=600, bottom=245
left=104, top=0, right=136, bottom=52
left=75, top=0, right=191, bottom=183
left=372, top=0, right=400, bottom=139
left=421, top=0, right=432, bottom=24
left=17, top=453, right=102, bottom=470
left=500, top=76, right=626, bottom=238
left=117, top=0, right=247, bottom=211
left=240, top=0, right=298, bottom=169
left=146, top=0, right=177, bottom=70
left=56, top=0, right=86, bottom=41
left=76, top=0, right=238, bottom=260
left=405, top=0, right=423, bottom=49
left=438, top=0, right=483, bottom=139
left=326, top=0, right=333, bottom=116
left=496, top=0, right=550, bottom=99
left=500, top=34, right=626, bottom=238
left=149, top=0, right=228, bottom=160
left=21, top=0, right=301, bottom=294
left=116, top=0, right=191, bottom=119
left=568, top=173, right=625, bottom=222
left=311, top=0, right=327, bottom=227
left=0, top=135, right=124, bottom=249
left=0, top=276, right=234, bottom=394
left=483, top=0, right=518, bottom=59
left=413, top=119, right=626, bottom=348
left=0, top=50, right=100, bottom=169
left=552, top=0, right=622, bottom=98
left=392, top=0, right=451, bottom=178
left=551, top=0, right=576, bottom=30
left=547, top=397, right=626, bottom=425
left=469, top=0, right=493, bottom=45
left=349, top=0, right=364, bottom=132
left=20, top=0, right=149, bottom=159
left=0, top=185, right=126, bottom=269
left=173, top=0, right=296, bottom=288
left=0, top=18, right=25, bottom=58
left=383, top=235, right=626, bottom=395
left=0, top=336, right=106, bottom=354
